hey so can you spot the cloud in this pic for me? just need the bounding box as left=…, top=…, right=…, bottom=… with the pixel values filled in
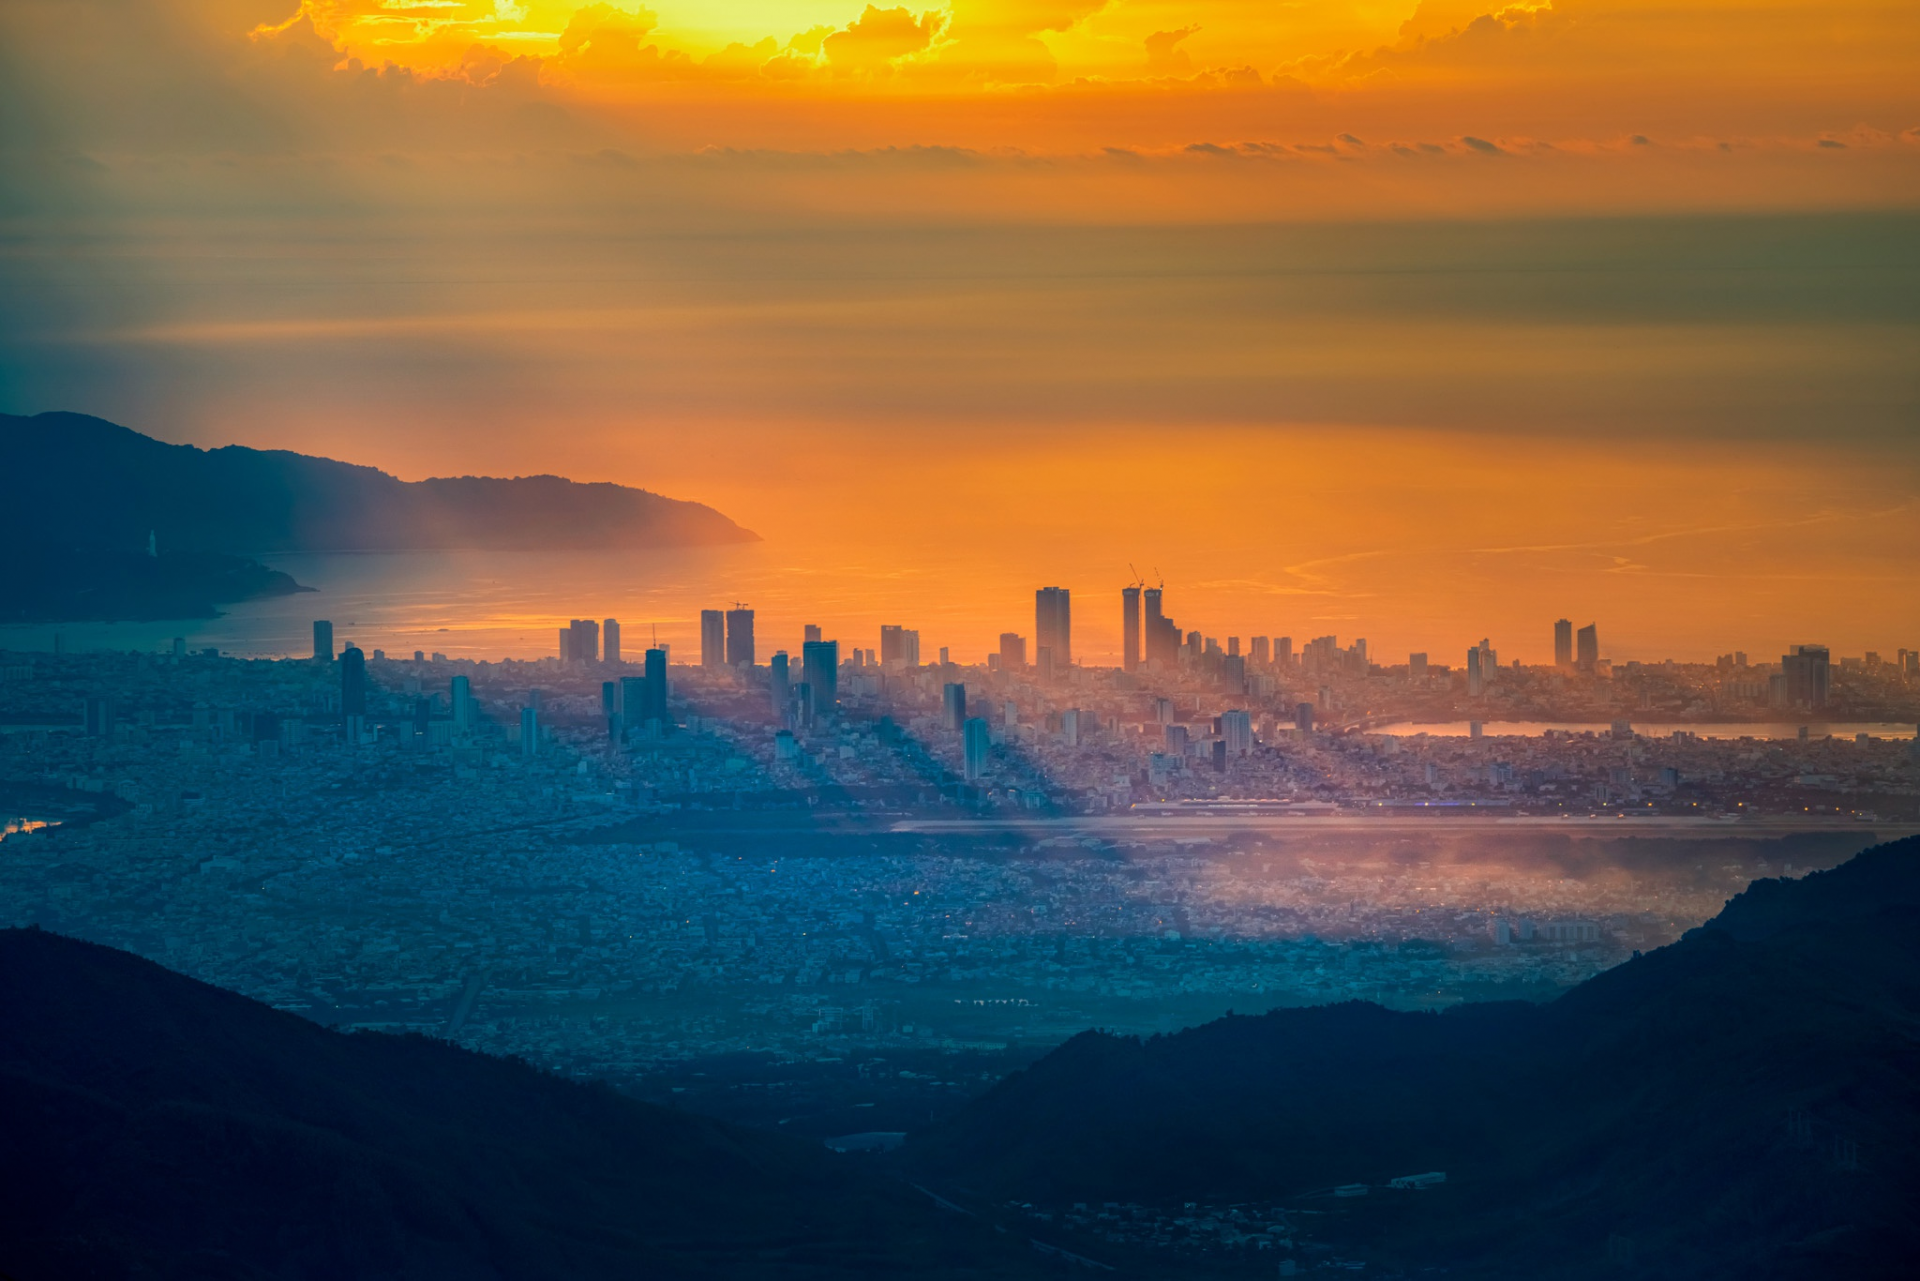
left=1145, top=26, right=1200, bottom=77
left=822, top=7, right=945, bottom=73
left=704, top=38, right=781, bottom=79
left=914, top=0, right=1109, bottom=85
left=788, top=25, right=836, bottom=56
left=548, top=4, right=712, bottom=83
left=1461, top=135, right=1504, bottom=154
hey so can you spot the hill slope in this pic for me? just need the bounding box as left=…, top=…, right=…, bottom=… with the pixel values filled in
left=905, top=836, right=1920, bottom=1279
left=1, top=411, right=757, bottom=555
left=0, top=928, right=1034, bottom=1281
left=1, top=411, right=757, bottom=620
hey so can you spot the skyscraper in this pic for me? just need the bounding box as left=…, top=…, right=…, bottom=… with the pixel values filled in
left=644, top=647, right=669, bottom=725
left=804, top=624, right=822, bottom=645
left=1251, top=636, right=1270, bottom=665
left=1576, top=623, right=1599, bottom=671
left=1468, top=646, right=1485, bottom=697
left=1553, top=618, right=1573, bottom=668
left=1121, top=585, right=1141, bottom=672
left=450, top=674, right=472, bottom=730
left=726, top=607, right=755, bottom=666
left=1409, top=652, right=1428, bottom=679
left=700, top=610, right=726, bottom=667
left=998, top=633, right=1026, bottom=669
left=942, top=682, right=967, bottom=731
left=1221, top=709, right=1253, bottom=757
left=620, top=675, right=646, bottom=729
left=963, top=717, right=991, bottom=781
left=313, top=620, right=334, bottom=663
left=769, top=651, right=790, bottom=717
left=1294, top=702, right=1315, bottom=733
left=1035, top=587, right=1071, bottom=671
left=1472, top=638, right=1497, bottom=690
left=1782, top=644, right=1831, bottom=709
left=520, top=706, right=538, bottom=757
left=560, top=619, right=599, bottom=663
left=603, top=618, right=622, bottom=665
left=340, top=645, right=367, bottom=717
left=802, top=639, right=838, bottom=716
left=880, top=625, right=921, bottom=667
left=1143, top=587, right=1183, bottom=667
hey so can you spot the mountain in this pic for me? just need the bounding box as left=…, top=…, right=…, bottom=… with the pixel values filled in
left=904, top=836, right=1920, bottom=1279
left=1, top=410, right=757, bottom=621
left=2, top=411, right=757, bottom=554
left=0, top=928, right=1038, bottom=1281
left=1, top=543, right=313, bottom=624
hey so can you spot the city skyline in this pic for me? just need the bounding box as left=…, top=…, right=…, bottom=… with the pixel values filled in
left=5, top=4, right=1918, bottom=1275
left=4, top=8, right=1916, bottom=676
left=23, top=573, right=1899, bottom=681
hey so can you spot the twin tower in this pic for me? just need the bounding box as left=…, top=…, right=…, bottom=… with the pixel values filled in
left=1120, top=585, right=1182, bottom=671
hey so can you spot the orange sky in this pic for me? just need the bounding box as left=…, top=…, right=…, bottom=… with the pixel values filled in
left=1, top=1, right=1917, bottom=657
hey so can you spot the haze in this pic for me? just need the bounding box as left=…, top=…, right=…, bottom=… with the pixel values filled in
left=3, top=0, right=1917, bottom=659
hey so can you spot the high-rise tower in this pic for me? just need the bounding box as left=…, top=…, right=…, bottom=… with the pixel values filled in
left=726, top=608, right=755, bottom=666
left=340, top=645, right=367, bottom=717
left=1782, top=644, right=1831, bottom=709
left=802, top=639, right=839, bottom=715
left=643, top=648, right=669, bottom=725
left=1576, top=623, right=1599, bottom=672
left=1035, top=587, right=1071, bottom=671
left=769, top=651, right=790, bottom=717
left=943, top=682, right=967, bottom=731
left=963, top=717, right=991, bottom=780
left=1121, top=585, right=1141, bottom=673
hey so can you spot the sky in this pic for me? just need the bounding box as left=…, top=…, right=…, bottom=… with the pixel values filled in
left=1, top=0, right=1917, bottom=662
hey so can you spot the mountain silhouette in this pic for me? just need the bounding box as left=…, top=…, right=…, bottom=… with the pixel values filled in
left=0, top=928, right=1035, bottom=1280
left=1, top=411, right=757, bottom=620
left=904, top=836, right=1920, bottom=1279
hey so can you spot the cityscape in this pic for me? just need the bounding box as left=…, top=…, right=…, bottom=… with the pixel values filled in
left=7, top=584, right=1916, bottom=1140
left=6, top=0, right=1918, bottom=1272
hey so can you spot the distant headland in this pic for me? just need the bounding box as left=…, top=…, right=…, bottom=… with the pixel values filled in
left=0, top=411, right=758, bottom=623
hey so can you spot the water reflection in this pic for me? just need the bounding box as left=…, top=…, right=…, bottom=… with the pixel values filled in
left=1375, top=721, right=1918, bottom=740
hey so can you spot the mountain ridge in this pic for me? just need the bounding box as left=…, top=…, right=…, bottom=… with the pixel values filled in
left=1, top=411, right=758, bottom=554
left=0, top=410, right=758, bottom=621
left=0, top=925, right=1036, bottom=1281
left=902, top=835, right=1920, bottom=1278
